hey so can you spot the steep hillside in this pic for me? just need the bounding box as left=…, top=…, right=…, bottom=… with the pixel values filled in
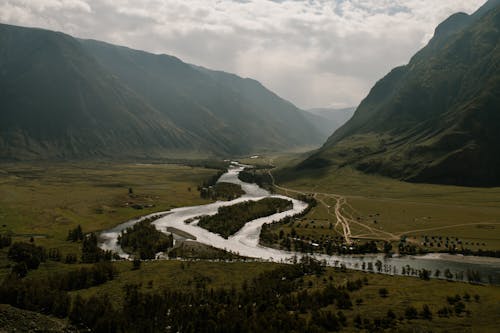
left=306, top=107, right=356, bottom=136
left=295, top=0, right=500, bottom=187
left=0, top=24, right=324, bottom=160
left=0, top=24, right=194, bottom=159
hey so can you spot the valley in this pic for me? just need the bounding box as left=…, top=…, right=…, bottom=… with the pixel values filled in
left=1, top=159, right=499, bottom=332
left=1, top=0, right=500, bottom=331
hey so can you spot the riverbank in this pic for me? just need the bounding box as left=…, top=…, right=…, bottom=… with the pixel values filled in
left=99, top=162, right=500, bottom=285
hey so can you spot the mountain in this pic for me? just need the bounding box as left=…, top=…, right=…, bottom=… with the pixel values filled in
left=305, top=107, right=356, bottom=136
left=294, top=0, right=500, bottom=187
left=0, top=24, right=324, bottom=160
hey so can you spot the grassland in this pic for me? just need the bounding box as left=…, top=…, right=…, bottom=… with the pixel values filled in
left=9, top=259, right=500, bottom=332
left=0, top=161, right=215, bottom=267
left=0, top=158, right=499, bottom=332
left=264, top=154, right=500, bottom=251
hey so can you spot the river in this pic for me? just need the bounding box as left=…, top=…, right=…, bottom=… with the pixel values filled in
left=99, top=162, right=500, bottom=285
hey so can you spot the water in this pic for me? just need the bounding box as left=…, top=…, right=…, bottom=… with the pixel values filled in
left=99, top=162, right=500, bottom=285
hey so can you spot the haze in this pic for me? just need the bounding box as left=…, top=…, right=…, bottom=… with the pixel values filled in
left=0, top=0, right=487, bottom=108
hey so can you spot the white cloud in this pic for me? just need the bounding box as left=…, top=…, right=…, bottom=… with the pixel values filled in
left=0, top=0, right=487, bottom=108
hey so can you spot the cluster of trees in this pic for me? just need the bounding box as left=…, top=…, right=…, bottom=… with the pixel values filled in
left=258, top=195, right=317, bottom=249
left=82, top=233, right=114, bottom=263
left=0, top=261, right=117, bottom=319
left=118, top=218, right=174, bottom=259
left=446, top=248, right=500, bottom=258
left=353, top=309, right=397, bottom=331
left=259, top=195, right=390, bottom=257
left=261, top=222, right=381, bottom=256
left=65, top=257, right=361, bottom=332
left=67, top=225, right=84, bottom=242
left=238, top=168, right=273, bottom=188
left=0, top=233, right=12, bottom=248
left=168, top=242, right=243, bottom=261
left=199, top=169, right=226, bottom=189
left=436, top=293, right=478, bottom=317
left=199, top=182, right=245, bottom=200
left=47, top=247, right=62, bottom=261
left=199, top=198, right=293, bottom=238
left=404, top=235, right=497, bottom=258
left=8, top=242, right=47, bottom=277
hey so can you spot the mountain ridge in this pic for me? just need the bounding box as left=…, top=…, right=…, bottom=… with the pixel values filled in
left=293, top=0, right=500, bottom=187
left=0, top=23, right=326, bottom=160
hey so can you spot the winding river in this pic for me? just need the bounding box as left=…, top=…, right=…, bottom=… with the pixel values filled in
left=99, top=162, right=500, bottom=285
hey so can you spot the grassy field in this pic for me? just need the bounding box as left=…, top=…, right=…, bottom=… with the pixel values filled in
left=8, top=258, right=500, bottom=332
left=0, top=161, right=216, bottom=261
left=0, top=158, right=499, bottom=332
left=261, top=154, right=500, bottom=251
left=313, top=267, right=500, bottom=332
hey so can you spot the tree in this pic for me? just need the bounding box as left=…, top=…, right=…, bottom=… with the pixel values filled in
left=383, top=242, right=393, bottom=254
left=421, top=304, right=432, bottom=320
left=419, top=269, right=431, bottom=280
left=132, top=258, right=141, bottom=270
left=405, top=306, right=418, bottom=320
left=67, top=225, right=83, bottom=242
left=0, top=234, right=12, bottom=248
left=82, top=233, right=112, bottom=263
left=387, top=309, right=396, bottom=321
left=12, top=262, right=28, bottom=278
left=8, top=242, right=45, bottom=269
left=379, top=288, right=389, bottom=298
left=353, top=314, right=362, bottom=328
left=454, top=301, right=466, bottom=316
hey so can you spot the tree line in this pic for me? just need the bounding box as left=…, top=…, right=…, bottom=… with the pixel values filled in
left=118, top=217, right=173, bottom=259
left=0, top=261, right=117, bottom=319
left=238, top=168, right=273, bottom=189
left=199, top=198, right=293, bottom=238
left=199, top=182, right=244, bottom=201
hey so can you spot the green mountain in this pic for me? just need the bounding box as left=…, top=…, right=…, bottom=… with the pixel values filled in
left=295, top=0, right=500, bottom=187
left=0, top=24, right=324, bottom=160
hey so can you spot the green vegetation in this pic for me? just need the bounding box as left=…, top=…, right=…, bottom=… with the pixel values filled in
left=1, top=256, right=499, bottom=332
left=82, top=233, right=114, bottom=263
left=8, top=242, right=46, bottom=270
left=199, top=182, right=245, bottom=201
left=238, top=167, right=273, bottom=188
left=0, top=155, right=498, bottom=331
left=118, top=217, right=173, bottom=259
left=168, top=241, right=244, bottom=260
left=66, top=225, right=83, bottom=242
left=293, top=3, right=500, bottom=187
left=274, top=164, right=500, bottom=252
left=197, top=167, right=244, bottom=200
left=0, top=261, right=116, bottom=319
left=0, top=161, right=214, bottom=264
left=198, top=198, right=293, bottom=238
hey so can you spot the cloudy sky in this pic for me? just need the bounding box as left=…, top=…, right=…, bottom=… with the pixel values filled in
left=0, top=0, right=487, bottom=109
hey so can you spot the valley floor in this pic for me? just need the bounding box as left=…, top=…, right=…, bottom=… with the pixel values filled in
left=0, top=158, right=499, bottom=332
left=269, top=154, right=500, bottom=252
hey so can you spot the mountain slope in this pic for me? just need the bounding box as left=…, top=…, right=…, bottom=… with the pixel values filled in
left=0, top=24, right=324, bottom=160
left=296, top=0, right=500, bottom=187
left=0, top=24, right=195, bottom=159
left=305, top=107, right=356, bottom=136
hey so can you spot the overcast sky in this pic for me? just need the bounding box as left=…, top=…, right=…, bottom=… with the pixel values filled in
left=0, top=0, right=487, bottom=109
